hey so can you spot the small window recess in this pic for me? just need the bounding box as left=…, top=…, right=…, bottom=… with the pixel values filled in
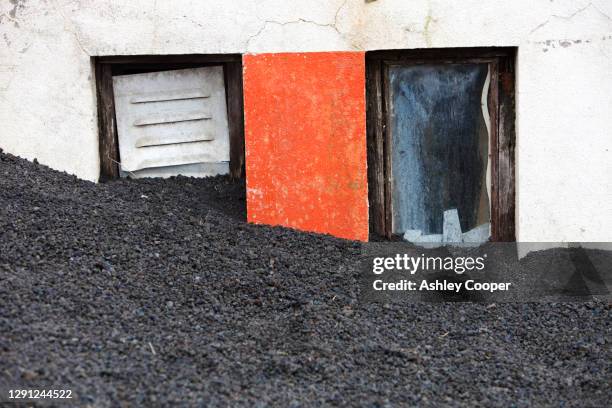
left=93, top=54, right=245, bottom=181
left=366, top=47, right=517, bottom=242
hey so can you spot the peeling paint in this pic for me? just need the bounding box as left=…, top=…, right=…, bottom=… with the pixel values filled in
left=8, top=0, right=25, bottom=19
left=2, top=0, right=26, bottom=27
left=534, top=36, right=607, bottom=52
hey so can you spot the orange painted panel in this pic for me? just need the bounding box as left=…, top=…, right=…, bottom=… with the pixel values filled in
left=243, top=52, right=368, bottom=241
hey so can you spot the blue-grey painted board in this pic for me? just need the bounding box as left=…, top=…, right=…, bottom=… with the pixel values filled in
left=389, top=63, right=490, bottom=235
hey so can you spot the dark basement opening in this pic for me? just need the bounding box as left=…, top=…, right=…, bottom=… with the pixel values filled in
left=365, top=47, right=517, bottom=242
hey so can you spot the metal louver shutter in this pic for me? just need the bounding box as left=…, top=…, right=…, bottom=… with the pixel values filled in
left=112, top=67, right=230, bottom=178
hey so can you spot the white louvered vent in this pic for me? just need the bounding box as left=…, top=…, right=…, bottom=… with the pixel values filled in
left=112, top=67, right=230, bottom=178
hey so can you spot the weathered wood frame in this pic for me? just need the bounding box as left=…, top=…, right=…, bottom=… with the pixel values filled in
left=94, top=54, right=245, bottom=181
left=366, top=48, right=516, bottom=241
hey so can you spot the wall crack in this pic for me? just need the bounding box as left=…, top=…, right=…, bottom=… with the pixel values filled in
left=245, top=0, right=349, bottom=51
left=529, top=2, right=612, bottom=35
left=50, top=0, right=89, bottom=55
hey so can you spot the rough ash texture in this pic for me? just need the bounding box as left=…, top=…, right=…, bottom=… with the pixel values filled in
left=0, top=152, right=609, bottom=407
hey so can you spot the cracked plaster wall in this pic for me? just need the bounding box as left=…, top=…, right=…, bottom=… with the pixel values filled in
left=0, top=0, right=611, bottom=241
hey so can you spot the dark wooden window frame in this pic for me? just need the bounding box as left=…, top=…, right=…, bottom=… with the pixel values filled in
left=94, top=54, right=245, bottom=181
left=366, top=47, right=517, bottom=241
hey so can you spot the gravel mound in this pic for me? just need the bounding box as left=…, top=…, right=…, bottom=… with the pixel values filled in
left=0, top=151, right=609, bottom=407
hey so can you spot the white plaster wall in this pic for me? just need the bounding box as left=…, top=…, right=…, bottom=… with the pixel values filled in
left=0, top=0, right=611, bottom=241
